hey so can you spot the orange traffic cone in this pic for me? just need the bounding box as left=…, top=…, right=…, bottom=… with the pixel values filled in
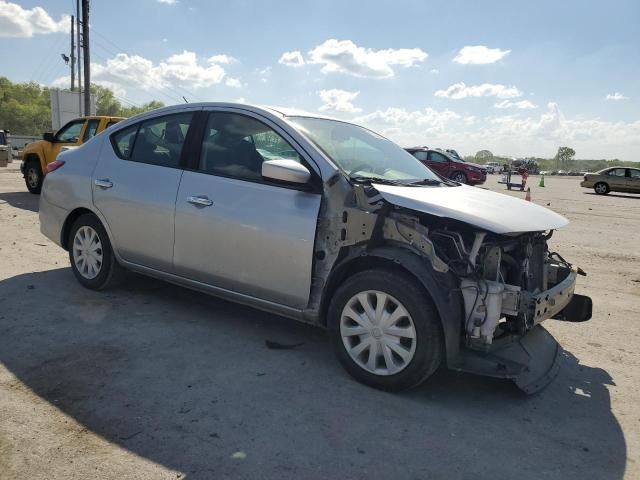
left=525, top=187, right=531, bottom=201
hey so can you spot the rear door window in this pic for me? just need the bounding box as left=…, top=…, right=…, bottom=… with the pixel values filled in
left=428, top=152, right=449, bottom=163
left=129, top=113, right=193, bottom=168
left=608, top=168, right=626, bottom=177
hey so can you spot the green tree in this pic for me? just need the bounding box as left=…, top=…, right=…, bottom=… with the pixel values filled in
left=120, top=100, right=165, bottom=117
left=92, top=84, right=122, bottom=116
left=0, top=77, right=51, bottom=135
left=474, top=150, right=494, bottom=164
left=555, top=146, right=576, bottom=170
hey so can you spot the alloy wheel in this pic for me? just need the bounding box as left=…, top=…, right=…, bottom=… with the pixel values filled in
left=340, top=290, right=417, bottom=376
left=72, top=226, right=103, bottom=279
left=453, top=173, right=466, bottom=184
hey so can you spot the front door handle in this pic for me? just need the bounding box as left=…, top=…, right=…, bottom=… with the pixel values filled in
left=187, top=195, right=213, bottom=207
left=94, top=179, right=113, bottom=189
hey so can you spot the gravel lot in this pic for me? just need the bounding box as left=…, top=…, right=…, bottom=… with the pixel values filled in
left=1, top=162, right=639, bottom=480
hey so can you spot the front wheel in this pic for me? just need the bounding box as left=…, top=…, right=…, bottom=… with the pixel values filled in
left=452, top=171, right=467, bottom=184
left=24, top=159, right=43, bottom=194
left=68, top=214, right=124, bottom=290
left=594, top=182, right=609, bottom=195
left=328, top=269, right=443, bottom=391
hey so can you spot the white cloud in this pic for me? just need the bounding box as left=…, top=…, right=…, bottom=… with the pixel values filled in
left=606, top=92, right=629, bottom=101
left=208, top=54, right=237, bottom=65
left=0, top=1, right=69, bottom=37
left=435, top=82, right=522, bottom=100
left=85, top=51, right=228, bottom=92
left=157, top=0, right=178, bottom=4
left=354, top=107, right=460, bottom=139
left=430, top=69, right=440, bottom=74
left=279, top=51, right=305, bottom=67
left=494, top=100, right=537, bottom=109
left=318, top=89, right=362, bottom=113
left=308, top=39, right=428, bottom=78
left=453, top=45, right=511, bottom=65
left=353, top=102, right=640, bottom=160
left=225, top=77, right=242, bottom=88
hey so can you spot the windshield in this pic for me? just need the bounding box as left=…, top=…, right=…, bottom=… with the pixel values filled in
left=287, top=116, right=440, bottom=183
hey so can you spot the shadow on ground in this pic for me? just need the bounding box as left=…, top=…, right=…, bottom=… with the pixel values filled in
left=0, top=191, right=39, bottom=213
left=583, top=192, right=640, bottom=200
left=0, top=269, right=626, bottom=479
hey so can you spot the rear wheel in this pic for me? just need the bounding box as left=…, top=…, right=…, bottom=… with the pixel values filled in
left=452, top=171, right=467, bottom=184
left=328, top=269, right=443, bottom=391
left=68, top=214, right=124, bottom=290
left=594, top=182, right=609, bottom=195
left=24, top=159, right=43, bottom=194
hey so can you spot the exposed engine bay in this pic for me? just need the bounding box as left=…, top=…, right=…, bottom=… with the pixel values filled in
left=431, top=227, right=588, bottom=349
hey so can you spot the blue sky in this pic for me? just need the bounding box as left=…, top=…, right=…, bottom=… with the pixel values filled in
left=1, top=0, right=639, bottom=160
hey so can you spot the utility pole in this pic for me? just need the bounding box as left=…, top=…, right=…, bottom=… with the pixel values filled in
left=76, top=0, right=82, bottom=115
left=70, top=16, right=75, bottom=90
left=81, top=0, right=91, bottom=116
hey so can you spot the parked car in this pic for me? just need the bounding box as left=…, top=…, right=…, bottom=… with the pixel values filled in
left=39, top=103, right=591, bottom=392
left=484, top=162, right=501, bottom=174
left=405, top=147, right=487, bottom=185
left=21, top=115, right=123, bottom=194
left=580, top=167, right=640, bottom=195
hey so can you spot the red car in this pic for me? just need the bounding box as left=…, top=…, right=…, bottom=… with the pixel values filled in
left=405, top=147, right=487, bottom=185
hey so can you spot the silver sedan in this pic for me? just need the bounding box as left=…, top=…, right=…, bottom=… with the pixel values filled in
left=39, top=103, right=591, bottom=392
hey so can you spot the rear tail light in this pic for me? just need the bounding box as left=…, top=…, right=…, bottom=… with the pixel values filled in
left=46, top=160, right=65, bottom=174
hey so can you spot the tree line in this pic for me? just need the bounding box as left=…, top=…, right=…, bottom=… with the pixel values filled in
left=470, top=147, right=637, bottom=172
left=0, top=77, right=164, bottom=135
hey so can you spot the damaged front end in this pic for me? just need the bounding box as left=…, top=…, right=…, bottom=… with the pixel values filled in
left=311, top=177, right=592, bottom=394
left=431, top=226, right=592, bottom=393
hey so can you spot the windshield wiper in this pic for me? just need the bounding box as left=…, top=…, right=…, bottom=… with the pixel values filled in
left=405, top=178, right=443, bottom=186
left=349, top=175, right=407, bottom=186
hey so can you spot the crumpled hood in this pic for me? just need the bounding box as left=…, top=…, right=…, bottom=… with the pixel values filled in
left=372, top=183, right=569, bottom=234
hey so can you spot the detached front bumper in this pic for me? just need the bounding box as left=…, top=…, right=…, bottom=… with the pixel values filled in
left=530, top=270, right=592, bottom=324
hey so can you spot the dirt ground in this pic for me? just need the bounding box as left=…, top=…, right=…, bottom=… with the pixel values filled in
left=1, top=161, right=639, bottom=480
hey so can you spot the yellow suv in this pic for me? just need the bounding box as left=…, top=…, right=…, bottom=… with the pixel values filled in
left=21, top=116, right=123, bottom=194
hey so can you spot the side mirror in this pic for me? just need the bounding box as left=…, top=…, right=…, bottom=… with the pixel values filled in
left=43, top=132, right=55, bottom=142
left=262, top=159, right=310, bottom=184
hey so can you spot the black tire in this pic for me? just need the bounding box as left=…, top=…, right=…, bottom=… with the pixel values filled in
left=67, top=213, right=124, bottom=290
left=594, top=182, right=609, bottom=195
left=24, top=158, right=43, bottom=194
left=328, top=269, right=443, bottom=392
left=451, top=171, right=467, bottom=184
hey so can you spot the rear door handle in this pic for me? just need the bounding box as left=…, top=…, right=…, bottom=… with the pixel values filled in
left=187, top=195, right=213, bottom=207
left=94, top=179, right=113, bottom=189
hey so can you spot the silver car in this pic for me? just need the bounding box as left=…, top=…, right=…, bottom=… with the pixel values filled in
left=39, top=103, right=592, bottom=392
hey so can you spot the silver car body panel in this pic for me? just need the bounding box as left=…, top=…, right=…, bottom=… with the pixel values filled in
left=372, top=183, right=569, bottom=234
left=92, top=150, right=184, bottom=272
left=174, top=170, right=321, bottom=308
